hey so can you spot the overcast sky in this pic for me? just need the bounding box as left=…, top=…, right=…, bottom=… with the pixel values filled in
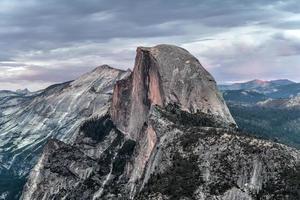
left=0, top=0, right=300, bottom=91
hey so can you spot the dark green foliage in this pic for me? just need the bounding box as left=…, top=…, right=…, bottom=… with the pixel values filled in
left=229, top=104, right=300, bottom=149
left=223, top=90, right=267, bottom=104
left=282, top=163, right=300, bottom=198
left=255, top=163, right=300, bottom=200
left=112, top=139, right=136, bottom=175
left=207, top=152, right=237, bottom=196
left=158, top=103, right=235, bottom=128
left=220, top=82, right=300, bottom=99
left=181, top=129, right=237, bottom=196
left=179, top=127, right=215, bottom=151
left=0, top=170, right=26, bottom=200
left=96, top=130, right=124, bottom=176
left=269, top=83, right=300, bottom=99
left=140, top=153, right=203, bottom=200
left=79, top=115, right=114, bottom=142
left=40, top=120, right=130, bottom=199
left=89, top=86, right=96, bottom=93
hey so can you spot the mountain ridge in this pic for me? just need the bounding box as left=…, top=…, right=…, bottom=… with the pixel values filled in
left=219, top=79, right=296, bottom=91
left=21, top=44, right=300, bottom=200
left=220, top=78, right=300, bottom=149
left=0, top=65, right=130, bottom=199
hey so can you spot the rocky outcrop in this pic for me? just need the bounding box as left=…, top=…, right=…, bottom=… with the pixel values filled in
left=111, top=45, right=235, bottom=140
left=21, top=45, right=300, bottom=200
left=136, top=105, right=300, bottom=200
left=0, top=65, right=129, bottom=199
left=110, top=45, right=237, bottom=194
left=22, top=116, right=136, bottom=200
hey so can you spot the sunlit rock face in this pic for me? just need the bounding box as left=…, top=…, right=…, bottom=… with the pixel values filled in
left=21, top=45, right=300, bottom=200
left=111, top=44, right=236, bottom=140
left=0, top=65, right=129, bottom=199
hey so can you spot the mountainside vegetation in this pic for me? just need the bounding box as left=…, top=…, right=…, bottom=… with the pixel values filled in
left=221, top=80, right=300, bottom=149
left=229, top=104, right=300, bottom=149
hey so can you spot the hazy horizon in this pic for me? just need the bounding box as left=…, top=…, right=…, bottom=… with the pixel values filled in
left=0, top=0, right=299, bottom=90
left=2, top=74, right=298, bottom=92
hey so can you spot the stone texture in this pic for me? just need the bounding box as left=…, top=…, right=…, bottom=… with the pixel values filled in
left=0, top=65, right=129, bottom=198
left=136, top=105, right=300, bottom=200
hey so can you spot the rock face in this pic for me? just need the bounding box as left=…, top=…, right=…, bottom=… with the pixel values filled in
left=22, top=116, right=136, bottom=200
left=21, top=45, right=300, bottom=200
left=111, top=45, right=235, bottom=140
left=0, top=65, right=129, bottom=199
left=110, top=44, right=236, bottom=194
left=136, top=105, right=300, bottom=200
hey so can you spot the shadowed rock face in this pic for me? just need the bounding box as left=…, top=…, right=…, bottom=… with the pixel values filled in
left=21, top=45, right=300, bottom=200
left=22, top=116, right=136, bottom=200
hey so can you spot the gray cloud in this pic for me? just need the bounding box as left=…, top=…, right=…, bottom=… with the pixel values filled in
left=0, top=0, right=299, bottom=90
left=189, top=32, right=300, bottom=83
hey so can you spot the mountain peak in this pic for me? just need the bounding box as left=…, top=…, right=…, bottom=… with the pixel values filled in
left=219, top=78, right=296, bottom=91
left=16, top=88, right=30, bottom=95
left=70, top=65, right=130, bottom=91
left=252, top=79, right=267, bottom=83
left=269, top=79, right=295, bottom=85
left=111, top=44, right=236, bottom=139
left=92, top=64, right=125, bottom=73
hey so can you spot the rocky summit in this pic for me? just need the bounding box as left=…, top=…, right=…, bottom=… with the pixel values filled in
left=0, top=65, right=129, bottom=199
left=21, top=45, right=300, bottom=200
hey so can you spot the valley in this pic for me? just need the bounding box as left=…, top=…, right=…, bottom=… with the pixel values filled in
left=220, top=79, right=300, bottom=149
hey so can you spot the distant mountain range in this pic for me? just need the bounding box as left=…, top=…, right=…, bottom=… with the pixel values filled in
left=220, top=79, right=300, bottom=149
left=219, top=79, right=300, bottom=105
left=219, top=79, right=296, bottom=92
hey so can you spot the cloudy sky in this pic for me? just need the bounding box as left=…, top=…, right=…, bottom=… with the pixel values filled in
left=0, top=0, right=300, bottom=91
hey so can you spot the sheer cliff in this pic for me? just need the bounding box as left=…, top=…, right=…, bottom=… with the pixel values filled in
left=110, top=45, right=235, bottom=140
left=21, top=45, right=300, bottom=200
